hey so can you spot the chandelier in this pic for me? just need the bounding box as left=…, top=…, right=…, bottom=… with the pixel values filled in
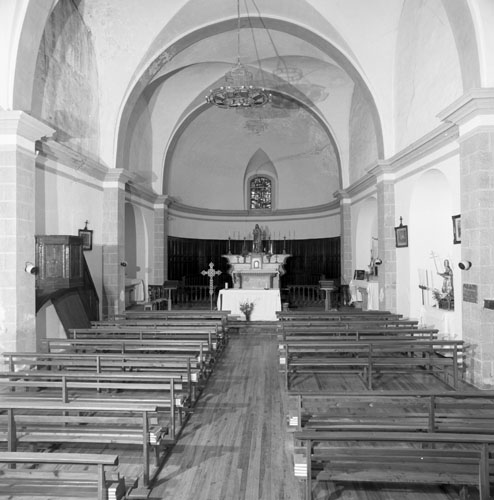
left=206, top=0, right=272, bottom=109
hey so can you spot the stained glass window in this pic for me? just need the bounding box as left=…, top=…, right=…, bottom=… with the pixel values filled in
left=250, top=176, right=272, bottom=209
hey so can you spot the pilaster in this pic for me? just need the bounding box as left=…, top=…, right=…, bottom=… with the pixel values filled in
left=0, top=111, right=54, bottom=355
left=334, top=189, right=352, bottom=285
left=102, top=169, right=133, bottom=319
left=368, top=162, right=397, bottom=312
left=153, top=195, right=171, bottom=284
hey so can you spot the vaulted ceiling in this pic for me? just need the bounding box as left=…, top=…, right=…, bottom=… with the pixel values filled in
left=18, top=0, right=477, bottom=213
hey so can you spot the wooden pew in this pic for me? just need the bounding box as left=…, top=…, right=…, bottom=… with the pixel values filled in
left=69, top=326, right=225, bottom=354
left=121, top=309, right=231, bottom=331
left=281, top=339, right=464, bottom=390
left=294, top=430, right=494, bottom=500
left=0, top=451, right=125, bottom=500
left=2, top=351, right=203, bottom=403
left=279, top=327, right=439, bottom=342
left=89, top=321, right=228, bottom=348
left=0, top=399, right=165, bottom=488
left=280, top=319, right=419, bottom=330
left=41, top=337, right=213, bottom=369
left=0, top=372, right=183, bottom=435
left=277, top=310, right=403, bottom=322
left=287, top=390, right=494, bottom=433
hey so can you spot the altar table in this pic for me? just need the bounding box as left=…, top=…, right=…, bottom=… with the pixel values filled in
left=217, top=289, right=281, bottom=321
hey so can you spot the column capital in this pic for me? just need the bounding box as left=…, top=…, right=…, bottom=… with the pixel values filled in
left=0, top=110, right=54, bottom=143
left=367, top=160, right=395, bottom=183
left=103, top=168, right=136, bottom=188
left=333, top=189, right=351, bottom=203
left=437, top=88, right=494, bottom=137
left=155, top=194, right=172, bottom=208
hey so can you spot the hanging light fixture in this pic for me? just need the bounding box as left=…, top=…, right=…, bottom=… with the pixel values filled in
left=206, top=0, right=272, bottom=109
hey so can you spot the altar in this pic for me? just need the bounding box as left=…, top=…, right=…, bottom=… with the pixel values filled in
left=217, top=289, right=281, bottom=321
left=219, top=248, right=290, bottom=320
left=222, top=252, right=291, bottom=290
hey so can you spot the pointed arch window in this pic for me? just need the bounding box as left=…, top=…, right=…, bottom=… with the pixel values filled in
left=250, top=176, right=272, bottom=209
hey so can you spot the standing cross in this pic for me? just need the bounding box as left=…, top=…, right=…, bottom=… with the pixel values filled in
left=201, top=262, right=222, bottom=310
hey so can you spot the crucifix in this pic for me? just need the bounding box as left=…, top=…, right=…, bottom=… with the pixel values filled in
left=201, top=262, right=222, bottom=311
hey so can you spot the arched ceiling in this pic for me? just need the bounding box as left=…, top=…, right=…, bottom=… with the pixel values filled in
left=116, top=3, right=389, bottom=212
left=11, top=0, right=483, bottom=214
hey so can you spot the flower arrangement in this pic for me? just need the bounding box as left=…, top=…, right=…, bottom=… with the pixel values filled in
left=239, top=300, right=255, bottom=320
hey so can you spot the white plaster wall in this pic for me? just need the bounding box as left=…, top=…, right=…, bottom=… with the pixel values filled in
left=125, top=201, right=153, bottom=301
left=35, top=164, right=104, bottom=316
left=353, top=197, right=378, bottom=271
left=395, top=156, right=461, bottom=337
left=468, top=0, right=494, bottom=86
left=31, top=1, right=100, bottom=157
left=394, top=0, right=463, bottom=151
left=0, top=0, right=26, bottom=109
left=348, top=86, right=379, bottom=184
left=167, top=106, right=339, bottom=210
left=36, top=302, right=66, bottom=351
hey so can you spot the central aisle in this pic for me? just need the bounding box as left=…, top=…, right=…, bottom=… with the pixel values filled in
left=149, top=331, right=304, bottom=500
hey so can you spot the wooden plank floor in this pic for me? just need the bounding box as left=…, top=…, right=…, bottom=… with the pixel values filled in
left=149, top=331, right=305, bottom=500
left=149, top=329, right=476, bottom=500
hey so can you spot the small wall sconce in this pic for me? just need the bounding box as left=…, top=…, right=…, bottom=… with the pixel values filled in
left=120, top=261, right=128, bottom=267
left=458, top=260, right=472, bottom=270
left=25, top=262, right=38, bottom=275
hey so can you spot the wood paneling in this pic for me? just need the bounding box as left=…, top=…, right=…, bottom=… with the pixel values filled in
left=168, top=237, right=340, bottom=286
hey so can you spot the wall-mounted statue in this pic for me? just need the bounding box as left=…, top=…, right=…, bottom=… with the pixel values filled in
left=253, top=224, right=262, bottom=253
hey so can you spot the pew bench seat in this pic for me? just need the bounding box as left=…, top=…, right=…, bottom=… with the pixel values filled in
left=3, top=352, right=205, bottom=403
left=287, top=391, right=494, bottom=434
left=0, top=399, right=172, bottom=488
left=294, top=431, right=494, bottom=500
left=0, top=451, right=127, bottom=500
left=281, top=340, right=463, bottom=390
left=42, top=338, right=214, bottom=368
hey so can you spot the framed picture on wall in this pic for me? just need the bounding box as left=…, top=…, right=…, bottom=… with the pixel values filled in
left=394, top=220, right=408, bottom=248
left=452, top=214, right=461, bottom=244
left=78, top=228, right=93, bottom=251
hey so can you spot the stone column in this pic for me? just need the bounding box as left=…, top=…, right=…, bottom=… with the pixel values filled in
left=334, top=189, right=352, bottom=285
left=0, top=111, right=54, bottom=355
left=368, top=162, right=397, bottom=313
left=102, top=169, right=133, bottom=319
left=153, top=195, right=171, bottom=284
left=438, top=89, right=494, bottom=388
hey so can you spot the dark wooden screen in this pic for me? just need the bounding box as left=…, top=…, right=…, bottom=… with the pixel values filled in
left=168, top=236, right=340, bottom=287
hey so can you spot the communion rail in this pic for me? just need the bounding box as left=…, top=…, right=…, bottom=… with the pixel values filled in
left=148, top=284, right=325, bottom=308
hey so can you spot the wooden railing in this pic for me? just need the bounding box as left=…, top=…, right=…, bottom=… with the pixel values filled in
left=148, top=284, right=327, bottom=308
left=149, top=284, right=211, bottom=307
left=286, top=285, right=324, bottom=307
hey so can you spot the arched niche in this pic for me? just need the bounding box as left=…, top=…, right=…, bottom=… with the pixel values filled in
left=354, top=197, right=378, bottom=273
left=124, top=202, right=150, bottom=300
left=408, top=169, right=459, bottom=332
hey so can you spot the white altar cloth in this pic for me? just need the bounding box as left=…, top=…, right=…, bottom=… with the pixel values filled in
left=349, top=280, right=379, bottom=310
left=217, top=289, right=281, bottom=321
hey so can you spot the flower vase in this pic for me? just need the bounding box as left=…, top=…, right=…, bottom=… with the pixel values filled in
left=245, top=312, right=251, bottom=322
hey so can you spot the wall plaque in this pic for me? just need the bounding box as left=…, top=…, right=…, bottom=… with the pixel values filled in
left=463, top=283, right=478, bottom=303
